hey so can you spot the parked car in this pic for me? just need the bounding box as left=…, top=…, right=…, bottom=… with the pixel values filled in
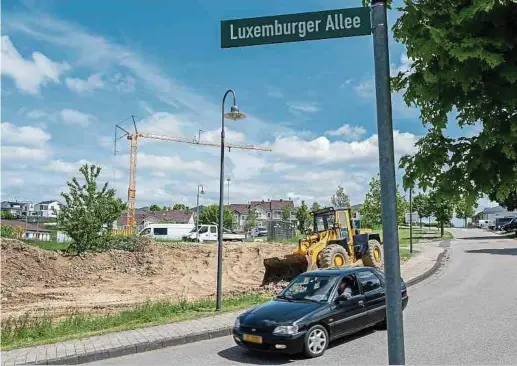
left=232, top=267, right=408, bottom=358
left=501, top=218, right=517, bottom=232
left=496, top=217, right=515, bottom=231
left=250, top=226, right=268, bottom=238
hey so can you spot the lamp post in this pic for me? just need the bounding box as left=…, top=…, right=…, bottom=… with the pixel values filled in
left=226, top=177, right=231, bottom=207
left=196, top=184, right=205, bottom=242
left=217, top=89, right=246, bottom=311
left=409, top=187, right=413, bottom=254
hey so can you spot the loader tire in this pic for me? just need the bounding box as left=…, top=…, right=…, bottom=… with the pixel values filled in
left=361, top=239, right=383, bottom=268
left=319, top=244, right=350, bottom=269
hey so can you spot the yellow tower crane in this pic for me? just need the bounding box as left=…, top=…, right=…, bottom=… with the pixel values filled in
left=115, top=116, right=272, bottom=228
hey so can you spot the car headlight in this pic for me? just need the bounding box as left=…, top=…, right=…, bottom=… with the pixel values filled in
left=234, top=317, right=240, bottom=329
left=273, top=325, right=298, bottom=335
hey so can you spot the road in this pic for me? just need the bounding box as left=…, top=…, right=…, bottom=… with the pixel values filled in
left=89, top=228, right=517, bottom=365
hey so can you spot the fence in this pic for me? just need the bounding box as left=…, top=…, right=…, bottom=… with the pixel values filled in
left=267, top=220, right=296, bottom=241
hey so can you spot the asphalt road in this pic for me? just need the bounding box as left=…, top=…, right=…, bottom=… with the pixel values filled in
left=89, top=228, right=517, bottom=365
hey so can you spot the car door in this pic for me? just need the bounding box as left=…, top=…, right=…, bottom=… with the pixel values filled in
left=327, top=274, right=368, bottom=339
left=356, top=269, right=385, bottom=326
left=198, top=226, right=209, bottom=242
left=209, top=225, right=217, bottom=241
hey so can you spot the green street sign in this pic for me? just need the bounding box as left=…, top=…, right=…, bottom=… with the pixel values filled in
left=221, top=7, right=371, bottom=48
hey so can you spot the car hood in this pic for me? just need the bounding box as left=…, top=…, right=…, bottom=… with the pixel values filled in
left=240, top=299, right=323, bottom=327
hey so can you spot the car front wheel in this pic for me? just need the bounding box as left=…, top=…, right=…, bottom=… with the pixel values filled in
left=303, top=325, right=328, bottom=358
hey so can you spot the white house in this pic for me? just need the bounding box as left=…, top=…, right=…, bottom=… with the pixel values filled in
left=35, top=200, right=60, bottom=218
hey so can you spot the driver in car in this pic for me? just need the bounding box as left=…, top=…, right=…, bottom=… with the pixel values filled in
left=337, top=276, right=354, bottom=298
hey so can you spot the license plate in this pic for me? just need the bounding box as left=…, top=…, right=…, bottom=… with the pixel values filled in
left=243, top=334, right=263, bottom=344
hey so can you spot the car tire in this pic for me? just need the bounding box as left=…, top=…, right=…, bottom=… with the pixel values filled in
left=303, top=325, right=329, bottom=358
left=376, top=318, right=387, bottom=330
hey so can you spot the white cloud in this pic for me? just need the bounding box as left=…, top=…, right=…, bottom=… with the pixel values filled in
left=391, top=52, right=414, bottom=76
left=65, top=73, right=104, bottom=93
left=287, top=102, right=320, bottom=113
left=0, top=122, right=52, bottom=145
left=26, top=110, right=48, bottom=119
left=0, top=35, right=70, bottom=95
left=116, top=152, right=218, bottom=177
left=227, top=151, right=268, bottom=180
left=198, top=128, right=246, bottom=145
left=44, top=159, right=124, bottom=180
left=1, top=146, right=50, bottom=160
left=60, top=109, right=95, bottom=127
left=271, top=130, right=419, bottom=164
left=354, top=79, right=375, bottom=99
left=111, top=73, right=136, bottom=93
left=138, top=112, right=184, bottom=136
left=325, top=124, right=367, bottom=140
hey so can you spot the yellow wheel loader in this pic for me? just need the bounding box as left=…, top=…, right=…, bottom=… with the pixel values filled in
left=262, top=207, right=383, bottom=285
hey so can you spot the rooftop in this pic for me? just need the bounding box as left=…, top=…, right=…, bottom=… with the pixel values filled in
left=1, top=220, right=51, bottom=232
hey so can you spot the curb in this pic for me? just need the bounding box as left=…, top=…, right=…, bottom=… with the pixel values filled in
left=34, top=328, right=233, bottom=365
left=23, top=246, right=451, bottom=365
left=406, top=247, right=450, bottom=288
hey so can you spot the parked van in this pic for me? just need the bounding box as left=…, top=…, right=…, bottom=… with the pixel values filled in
left=139, top=223, right=194, bottom=240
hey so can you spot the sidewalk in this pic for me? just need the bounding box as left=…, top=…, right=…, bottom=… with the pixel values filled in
left=1, top=240, right=449, bottom=365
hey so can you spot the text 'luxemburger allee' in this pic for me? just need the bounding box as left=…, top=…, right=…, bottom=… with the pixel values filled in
left=221, top=7, right=371, bottom=48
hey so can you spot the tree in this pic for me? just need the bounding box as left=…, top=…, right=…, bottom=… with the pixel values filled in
left=173, top=203, right=189, bottom=211
left=413, top=193, right=431, bottom=228
left=0, top=211, right=15, bottom=220
left=331, top=186, right=351, bottom=208
left=295, top=201, right=311, bottom=234
left=281, top=205, right=292, bottom=221
left=394, top=0, right=517, bottom=211
left=56, top=164, right=126, bottom=254
left=149, top=204, right=162, bottom=211
left=360, top=175, right=408, bottom=228
left=311, top=202, right=321, bottom=212
left=429, top=190, right=454, bottom=236
left=198, top=204, right=234, bottom=229
left=455, top=195, right=478, bottom=228
left=245, top=208, right=258, bottom=231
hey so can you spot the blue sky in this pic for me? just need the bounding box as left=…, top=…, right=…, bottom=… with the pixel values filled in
left=0, top=0, right=493, bottom=213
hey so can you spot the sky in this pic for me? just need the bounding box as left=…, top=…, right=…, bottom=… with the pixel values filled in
left=0, top=0, right=495, bottom=214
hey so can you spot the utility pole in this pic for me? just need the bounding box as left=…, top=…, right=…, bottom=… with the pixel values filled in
left=409, top=188, right=413, bottom=254
left=372, top=0, right=405, bottom=363
left=226, top=177, right=231, bottom=206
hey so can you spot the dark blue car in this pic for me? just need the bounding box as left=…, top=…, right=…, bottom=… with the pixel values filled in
left=233, top=267, right=408, bottom=358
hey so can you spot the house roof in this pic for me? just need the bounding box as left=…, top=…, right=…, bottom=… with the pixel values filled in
left=116, top=209, right=147, bottom=227
left=229, top=204, right=250, bottom=215
left=37, top=200, right=59, bottom=205
left=1, top=220, right=51, bottom=232
left=482, top=206, right=507, bottom=214
left=250, top=199, right=294, bottom=211
left=144, top=210, right=192, bottom=223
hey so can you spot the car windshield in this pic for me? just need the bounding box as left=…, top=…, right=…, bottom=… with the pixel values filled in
left=189, top=226, right=201, bottom=233
left=314, top=212, right=335, bottom=232
left=258, top=228, right=267, bottom=232
left=277, top=275, right=338, bottom=302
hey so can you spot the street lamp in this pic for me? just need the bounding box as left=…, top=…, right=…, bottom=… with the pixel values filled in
left=217, top=89, right=246, bottom=311
left=196, top=184, right=205, bottom=242
left=226, top=177, right=231, bottom=207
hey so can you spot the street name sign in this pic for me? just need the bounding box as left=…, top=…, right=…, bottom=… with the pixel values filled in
left=221, top=7, right=371, bottom=48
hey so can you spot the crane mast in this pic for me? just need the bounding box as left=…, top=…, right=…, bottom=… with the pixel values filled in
left=115, top=119, right=272, bottom=228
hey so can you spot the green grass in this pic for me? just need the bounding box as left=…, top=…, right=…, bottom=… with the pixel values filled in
left=24, top=240, right=69, bottom=251
left=0, top=293, right=270, bottom=351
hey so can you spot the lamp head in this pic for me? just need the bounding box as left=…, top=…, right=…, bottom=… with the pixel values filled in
left=224, top=105, right=246, bottom=121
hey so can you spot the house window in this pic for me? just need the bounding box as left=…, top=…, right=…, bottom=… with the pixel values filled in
left=267, top=212, right=271, bottom=219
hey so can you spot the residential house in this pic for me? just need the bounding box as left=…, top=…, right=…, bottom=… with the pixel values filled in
left=474, top=206, right=517, bottom=223
left=1, top=220, right=51, bottom=241
left=1, top=201, right=26, bottom=217
left=35, top=200, right=60, bottom=218
left=114, top=209, right=148, bottom=230
left=229, top=204, right=251, bottom=230
left=142, top=210, right=195, bottom=227
left=21, top=202, right=38, bottom=217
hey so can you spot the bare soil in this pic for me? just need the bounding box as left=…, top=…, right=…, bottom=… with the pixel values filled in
left=0, top=238, right=296, bottom=319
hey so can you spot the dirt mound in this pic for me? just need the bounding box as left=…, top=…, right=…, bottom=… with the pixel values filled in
left=1, top=238, right=296, bottom=319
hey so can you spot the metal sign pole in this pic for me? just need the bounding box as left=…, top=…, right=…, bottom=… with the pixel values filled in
left=371, top=0, right=405, bottom=364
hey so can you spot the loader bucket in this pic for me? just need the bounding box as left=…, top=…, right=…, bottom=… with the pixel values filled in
left=261, top=254, right=310, bottom=286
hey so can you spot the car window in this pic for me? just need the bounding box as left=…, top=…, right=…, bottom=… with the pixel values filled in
left=210, top=226, right=217, bottom=233
left=153, top=227, right=167, bottom=235
left=199, top=226, right=208, bottom=234
left=279, top=275, right=339, bottom=302
left=357, top=270, right=382, bottom=293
